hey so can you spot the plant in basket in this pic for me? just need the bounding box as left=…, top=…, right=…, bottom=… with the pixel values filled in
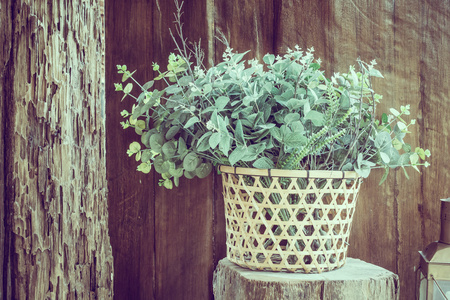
left=114, top=2, right=430, bottom=273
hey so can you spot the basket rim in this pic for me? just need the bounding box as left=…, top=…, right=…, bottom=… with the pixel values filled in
left=219, top=165, right=361, bottom=179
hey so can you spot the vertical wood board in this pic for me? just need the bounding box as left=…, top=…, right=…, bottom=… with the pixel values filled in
left=152, top=1, right=215, bottom=299
left=105, top=1, right=156, bottom=299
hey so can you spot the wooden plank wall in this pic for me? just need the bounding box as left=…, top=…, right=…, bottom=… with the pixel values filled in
left=105, top=1, right=449, bottom=299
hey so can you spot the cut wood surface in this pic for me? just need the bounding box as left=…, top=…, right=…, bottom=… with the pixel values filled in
left=2, top=0, right=113, bottom=299
left=213, top=258, right=399, bottom=300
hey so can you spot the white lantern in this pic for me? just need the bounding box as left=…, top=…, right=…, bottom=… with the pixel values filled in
left=416, top=198, right=450, bottom=299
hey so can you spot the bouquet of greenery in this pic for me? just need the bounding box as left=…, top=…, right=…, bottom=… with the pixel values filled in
left=115, top=10, right=430, bottom=189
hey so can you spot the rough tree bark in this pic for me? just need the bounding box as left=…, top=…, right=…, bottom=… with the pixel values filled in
left=1, top=0, right=13, bottom=298
left=1, top=0, right=113, bottom=299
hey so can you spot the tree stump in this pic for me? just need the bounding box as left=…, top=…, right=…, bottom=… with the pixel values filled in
left=213, top=258, right=399, bottom=300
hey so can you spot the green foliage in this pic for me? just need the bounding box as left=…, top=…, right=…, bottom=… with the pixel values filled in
left=115, top=22, right=430, bottom=189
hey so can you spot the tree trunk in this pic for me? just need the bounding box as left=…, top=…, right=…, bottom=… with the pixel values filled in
left=0, top=0, right=13, bottom=298
left=1, top=0, right=113, bottom=299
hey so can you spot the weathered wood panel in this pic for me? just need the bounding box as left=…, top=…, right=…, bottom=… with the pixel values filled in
left=390, top=1, right=425, bottom=294
left=106, top=0, right=215, bottom=299
left=105, top=1, right=448, bottom=300
left=272, top=2, right=443, bottom=299
left=214, top=0, right=275, bottom=58
left=152, top=2, right=215, bottom=299
left=416, top=1, right=450, bottom=295
left=105, top=1, right=156, bottom=299
left=2, top=0, right=113, bottom=299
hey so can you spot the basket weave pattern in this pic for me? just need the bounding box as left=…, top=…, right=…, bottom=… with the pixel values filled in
left=220, top=166, right=362, bottom=273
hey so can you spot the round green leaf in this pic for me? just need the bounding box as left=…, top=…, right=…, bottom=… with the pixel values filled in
left=141, top=149, right=153, bottom=163
left=184, top=170, right=196, bottom=179
left=165, top=126, right=180, bottom=139
left=129, top=142, right=141, bottom=154
left=137, top=162, right=152, bottom=174
left=195, top=163, right=212, bottom=179
left=375, top=131, right=391, bottom=149
left=169, top=167, right=183, bottom=178
left=149, top=133, right=164, bottom=153
left=141, top=131, right=152, bottom=147
left=284, top=133, right=307, bottom=148
left=178, top=76, right=192, bottom=86
left=183, top=152, right=200, bottom=172
left=392, top=138, right=403, bottom=150
left=263, top=54, right=275, bottom=65
left=160, top=161, right=172, bottom=173
left=135, top=120, right=146, bottom=135
left=399, top=153, right=410, bottom=166
left=153, top=156, right=164, bottom=174
left=304, top=110, right=324, bottom=126
left=162, top=141, right=177, bottom=158
left=402, top=143, right=412, bottom=153
left=163, top=179, right=173, bottom=189
left=410, top=153, right=419, bottom=165
left=284, top=113, right=300, bottom=125
left=397, top=122, right=407, bottom=131
left=415, top=147, right=426, bottom=160
left=380, top=152, right=390, bottom=164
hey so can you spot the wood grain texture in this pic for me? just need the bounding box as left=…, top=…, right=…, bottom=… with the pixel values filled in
left=2, top=0, right=113, bottom=299
left=415, top=1, right=450, bottom=295
left=106, top=0, right=215, bottom=299
left=105, top=1, right=449, bottom=300
left=214, top=0, right=275, bottom=60
left=213, top=258, right=399, bottom=300
left=105, top=1, right=156, bottom=299
left=274, top=2, right=447, bottom=299
left=390, top=1, right=424, bottom=294
left=153, top=1, right=215, bottom=298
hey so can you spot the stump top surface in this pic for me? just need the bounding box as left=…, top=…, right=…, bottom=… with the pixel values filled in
left=218, top=257, right=396, bottom=282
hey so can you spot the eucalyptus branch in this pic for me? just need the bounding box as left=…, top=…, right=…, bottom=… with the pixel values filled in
left=116, top=18, right=430, bottom=187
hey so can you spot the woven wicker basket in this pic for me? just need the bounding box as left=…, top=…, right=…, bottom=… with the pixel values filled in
left=220, top=165, right=362, bottom=273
